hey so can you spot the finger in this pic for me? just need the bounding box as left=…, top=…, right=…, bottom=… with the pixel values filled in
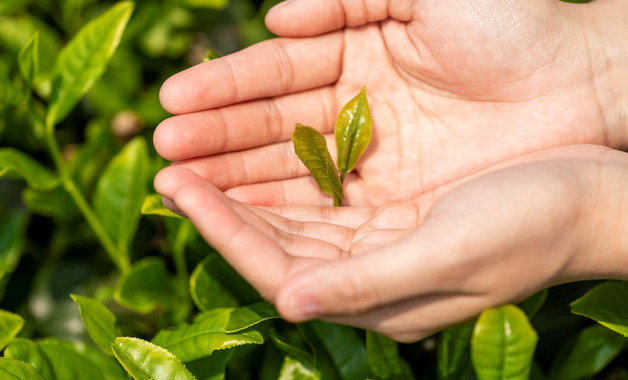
left=266, top=0, right=415, bottom=37
left=159, top=33, right=343, bottom=115
left=154, top=87, right=337, bottom=161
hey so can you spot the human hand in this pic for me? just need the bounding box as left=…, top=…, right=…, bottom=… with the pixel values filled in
left=155, top=0, right=627, bottom=208
left=155, top=145, right=628, bottom=341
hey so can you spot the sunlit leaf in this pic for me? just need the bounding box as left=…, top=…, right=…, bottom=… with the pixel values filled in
left=18, top=32, right=38, bottom=86
left=570, top=281, right=628, bottom=337
left=0, top=358, right=45, bottom=380
left=335, top=87, right=371, bottom=180
left=471, top=305, right=538, bottom=380
left=437, top=319, right=475, bottom=380
left=93, top=137, right=149, bottom=266
left=71, top=294, right=120, bottom=355
left=0, top=309, right=23, bottom=351
left=141, top=193, right=184, bottom=219
left=366, top=331, right=407, bottom=379
left=152, top=307, right=264, bottom=362
left=46, top=1, right=134, bottom=127
left=113, top=337, right=197, bottom=380
left=0, top=148, right=59, bottom=191
left=225, top=302, right=279, bottom=332
left=190, top=254, right=240, bottom=311
left=549, top=324, right=625, bottom=380
left=311, top=321, right=371, bottom=380
left=180, top=0, right=228, bottom=9
left=292, top=124, right=343, bottom=204
left=279, top=356, right=321, bottom=380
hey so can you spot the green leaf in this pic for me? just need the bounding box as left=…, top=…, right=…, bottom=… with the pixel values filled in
left=141, top=193, right=184, bottom=219
left=0, top=209, right=27, bottom=300
left=46, top=1, right=134, bottom=127
left=366, top=331, right=407, bottom=379
left=0, top=358, right=46, bottom=380
left=0, top=148, right=59, bottom=191
left=570, top=281, right=628, bottom=337
left=71, top=294, right=120, bottom=355
left=311, top=321, right=372, bottom=380
left=292, top=124, right=343, bottom=203
left=549, top=324, right=625, bottom=380
left=152, top=307, right=264, bottom=362
left=335, top=87, right=371, bottom=180
left=0, top=77, right=25, bottom=107
left=270, top=328, right=314, bottom=367
left=279, top=356, right=321, bottom=380
left=190, top=254, right=240, bottom=311
left=517, top=289, right=548, bottom=319
left=185, top=349, right=234, bottom=380
left=22, top=187, right=75, bottom=218
left=471, top=305, right=538, bottom=380
left=225, top=302, right=279, bottom=333
left=18, top=32, right=38, bottom=86
left=179, top=0, right=229, bottom=10
left=4, top=339, right=54, bottom=379
left=437, top=319, right=475, bottom=380
left=0, top=309, right=24, bottom=351
left=93, top=137, right=149, bottom=265
left=114, top=257, right=178, bottom=314
left=113, top=337, right=197, bottom=380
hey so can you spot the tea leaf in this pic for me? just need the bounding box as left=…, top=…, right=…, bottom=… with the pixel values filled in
left=279, top=356, right=321, bottom=380
left=4, top=339, right=54, bottom=379
left=141, top=193, right=185, bottom=219
left=0, top=209, right=27, bottom=300
left=0, top=358, right=45, bottom=380
left=270, top=328, right=314, bottom=366
left=549, top=324, right=624, bottom=380
left=570, top=281, right=628, bottom=337
left=185, top=349, right=234, bottom=380
left=471, top=305, right=538, bottom=380
left=18, top=32, right=38, bottom=86
left=366, top=331, right=407, bottom=379
left=437, top=319, right=475, bottom=380
left=190, top=255, right=240, bottom=311
left=292, top=124, right=343, bottom=204
left=311, top=321, right=372, bottom=380
left=0, top=77, right=25, bottom=107
left=0, top=148, right=59, bottom=191
left=71, top=294, right=120, bottom=355
left=225, top=302, right=279, bottom=333
left=335, top=87, right=371, bottom=181
left=517, top=289, right=548, bottom=319
left=113, top=337, right=197, bottom=380
left=0, top=309, right=24, bottom=351
left=46, top=1, right=134, bottom=127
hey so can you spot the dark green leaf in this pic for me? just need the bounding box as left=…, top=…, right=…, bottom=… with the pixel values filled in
left=270, top=328, right=313, bottom=367
left=113, top=337, right=197, bottom=380
left=93, top=137, right=149, bottom=266
left=279, top=356, right=320, bottom=380
left=570, top=281, right=628, bottom=337
left=0, top=309, right=23, bottom=350
left=46, top=1, right=134, bottom=127
left=190, top=254, right=240, bottom=311
left=0, top=209, right=27, bottom=300
left=186, top=349, right=234, bottom=380
left=311, top=321, right=372, bottom=380
left=292, top=124, right=343, bottom=203
left=22, top=187, right=75, bottom=218
left=471, top=305, right=538, bottom=380
left=550, top=324, right=625, bottom=380
left=335, top=87, right=371, bottom=180
left=71, top=294, right=120, bottom=355
left=141, top=193, right=184, bottom=219
left=518, top=289, right=548, bottom=319
left=152, top=308, right=264, bottom=362
left=0, top=358, right=45, bottom=380
left=0, top=148, right=59, bottom=191
left=225, top=302, right=279, bottom=333
left=18, top=32, right=38, bottom=86
left=437, top=319, right=475, bottom=380
left=0, top=77, right=25, bottom=107
left=366, top=331, right=407, bottom=379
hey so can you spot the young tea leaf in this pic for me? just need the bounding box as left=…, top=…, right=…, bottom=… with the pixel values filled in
left=18, top=32, right=39, bottom=86
left=570, top=281, right=628, bottom=337
left=113, top=337, right=197, bottom=380
left=471, top=305, right=538, bottom=380
left=292, top=124, right=343, bottom=205
left=71, top=294, right=120, bottom=355
left=0, top=309, right=24, bottom=351
left=279, top=356, right=321, bottom=380
left=365, top=331, right=407, bottom=379
left=141, top=193, right=185, bottom=219
left=46, top=1, right=134, bottom=127
left=0, top=358, right=46, bottom=380
left=0, top=148, right=59, bottom=191
left=335, top=87, right=371, bottom=181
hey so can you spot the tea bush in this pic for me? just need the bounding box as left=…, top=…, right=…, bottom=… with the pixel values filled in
left=0, top=1, right=626, bottom=379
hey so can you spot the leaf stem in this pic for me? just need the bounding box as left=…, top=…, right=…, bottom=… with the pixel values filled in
left=44, top=123, right=129, bottom=273
left=334, top=196, right=342, bottom=207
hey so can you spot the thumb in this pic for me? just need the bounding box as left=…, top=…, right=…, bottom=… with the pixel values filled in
left=265, top=0, right=414, bottom=37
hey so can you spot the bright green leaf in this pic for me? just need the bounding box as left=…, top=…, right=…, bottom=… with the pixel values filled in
left=225, top=302, right=279, bottom=333
left=179, top=0, right=229, bottom=9
left=46, top=1, right=134, bottom=127
left=366, top=331, right=407, bottom=379
left=0, top=309, right=23, bottom=351
left=311, top=321, right=372, bottom=380
left=18, top=32, right=38, bottom=86
left=71, top=294, right=120, bottom=355
left=113, top=337, right=197, bottom=380
left=0, top=148, right=59, bottom=191
left=471, top=305, right=538, bottom=380
left=152, top=308, right=264, bottom=362
left=0, top=209, right=27, bottom=300
left=141, top=193, right=184, bottom=219
left=93, top=136, right=149, bottom=266
left=190, top=254, right=240, bottom=311
left=4, top=339, right=54, bottom=379
left=335, top=87, right=371, bottom=181
left=292, top=124, right=343, bottom=204
left=437, top=319, right=475, bottom=380
left=570, top=281, right=628, bottom=337
left=550, top=324, right=625, bottom=380
left=279, top=356, right=321, bottom=380
left=0, top=358, right=46, bottom=380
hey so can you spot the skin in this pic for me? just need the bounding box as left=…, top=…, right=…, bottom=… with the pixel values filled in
left=154, top=0, right=628, bottom=341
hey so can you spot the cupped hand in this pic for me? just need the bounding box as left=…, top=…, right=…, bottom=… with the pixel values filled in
left=155, top=145, right=628, bottom=341
left=154, top=0, right=621, bottom=208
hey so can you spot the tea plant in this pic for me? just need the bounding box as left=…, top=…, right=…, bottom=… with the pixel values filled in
left=0, top=1, right=627, bottom=379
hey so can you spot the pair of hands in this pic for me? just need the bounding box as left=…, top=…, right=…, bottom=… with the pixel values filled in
left=154, top=0, right=628, bottom=341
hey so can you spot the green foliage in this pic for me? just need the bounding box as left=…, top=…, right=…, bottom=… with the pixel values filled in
left=0, top=1, right=626, bottom=379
